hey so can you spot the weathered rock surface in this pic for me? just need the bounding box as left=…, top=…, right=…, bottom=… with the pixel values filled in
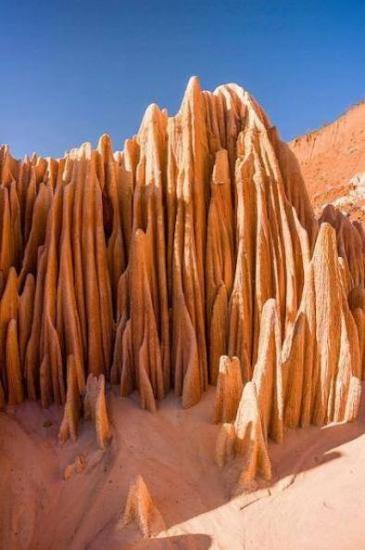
left=289, top=101, right=365, bottom=221
left=83, top=373, right=112, bottom=449
left=63, top=454, right=86, bottom=480
left=120, top=475, right=165, bottom=537
left=0, top=77, right=364, bottom=483
left=214, top=356, right=242, bottom=423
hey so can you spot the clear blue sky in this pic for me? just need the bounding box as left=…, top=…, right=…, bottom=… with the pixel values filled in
left=1, top=0, right=364, bottom=158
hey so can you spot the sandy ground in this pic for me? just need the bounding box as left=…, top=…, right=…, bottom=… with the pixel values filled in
left=1, top=385, right=365, bottom=550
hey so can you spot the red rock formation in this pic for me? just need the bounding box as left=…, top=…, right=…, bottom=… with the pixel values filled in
left=214, top=356, right=242, bottom=423
left=234, top=381, right=272, bottom=488
left=6, top=318, right=23, bottom=405
left=289, top=101, right=365, bottom=221
left=59, top=355, right=81, bottom=443
left=83, top=373, right=112, bottom=449
left=120, top=475, right=165, bottom=537
left=0, top=78, right=364, bottom=483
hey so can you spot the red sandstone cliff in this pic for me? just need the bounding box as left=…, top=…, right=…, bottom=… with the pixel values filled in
left=289, top=101, right=365, bottom=220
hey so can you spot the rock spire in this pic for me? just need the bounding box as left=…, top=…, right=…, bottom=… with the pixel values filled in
left=0, top=78, right=363, bottom=475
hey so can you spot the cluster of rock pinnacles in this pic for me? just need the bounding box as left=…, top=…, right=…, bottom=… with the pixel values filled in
left=1, top=78, right=365, bottom=523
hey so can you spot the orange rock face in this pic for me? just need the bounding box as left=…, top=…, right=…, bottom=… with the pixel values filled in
left=0, top=77, right=364, bottom=485
left=289, top=101, right=365, bottom=221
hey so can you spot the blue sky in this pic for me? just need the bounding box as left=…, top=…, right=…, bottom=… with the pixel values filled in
left=1, top=0, right=364, bottom=157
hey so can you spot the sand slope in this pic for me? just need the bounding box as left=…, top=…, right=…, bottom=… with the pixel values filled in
left=1, top=385, right=365, bottom=549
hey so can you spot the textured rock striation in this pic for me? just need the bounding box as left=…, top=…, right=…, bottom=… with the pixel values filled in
left=214, top=355, right=243, bottom=423
left=0, top=77, right=364, bottom=481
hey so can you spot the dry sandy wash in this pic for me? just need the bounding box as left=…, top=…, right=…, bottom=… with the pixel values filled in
left=1, top=77, right=365, bottom=549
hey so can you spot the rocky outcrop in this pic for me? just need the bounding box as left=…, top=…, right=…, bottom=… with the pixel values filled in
left=234, top=381, right=272, bottom=488
left=289, top=100, right=365, bottom=219
left=63, top=455, right=86, bottom=480
left=120, top=475, right=165, bottom=537
left=0, top=78, right=364, bottom=479
left=215, top=222, right=363, bottom=487
left=59, top=369, right=111, bottom=448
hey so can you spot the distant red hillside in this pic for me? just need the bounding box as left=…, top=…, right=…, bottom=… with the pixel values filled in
left=289, top=101, right=365, bottom=221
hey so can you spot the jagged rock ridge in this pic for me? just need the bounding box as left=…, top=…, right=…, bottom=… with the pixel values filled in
left=0, top=77, right=364, bottom=479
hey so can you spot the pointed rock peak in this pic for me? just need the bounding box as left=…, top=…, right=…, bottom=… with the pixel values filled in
left=313, top=222, right=337, bottom=259
left=0, top=144, right=10, bottom=156
left=234, top=381, right=272, bottom=489
left=121, top=475, right=165, bottom=537
left=144, top=102, right=162, bottom=120
left=261, top=297, right=277, bottom=319
left=320, top=203, right=339, bottom=224
left=180, top=75, right=203, bottom=111
left=97, top=133, right=113, bottom=157
left=67, top=141, right=92, bottom=161
left=140, top=103, right=156, bottom=124
left=186, top=75, right=201, bottom=95
left=235, top=381, right=257, bottom=438
left=4, top=266, right=17, bottom=288
left=138, top=103, right=166, bottom=136
left=80, top=141, right=92, bottom=156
